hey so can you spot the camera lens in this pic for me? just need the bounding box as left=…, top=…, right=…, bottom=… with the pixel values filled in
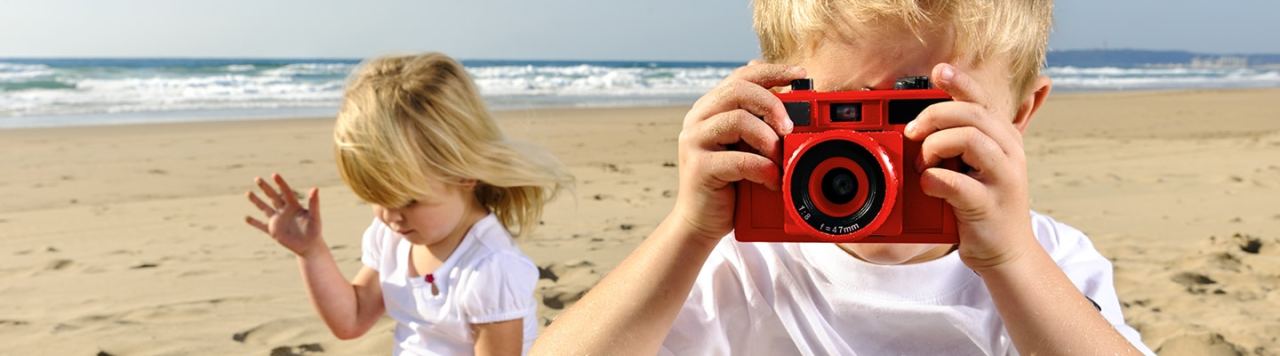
left=788, top=139, right=886, bottom=236
left=821, top=168, right=857, bottom=204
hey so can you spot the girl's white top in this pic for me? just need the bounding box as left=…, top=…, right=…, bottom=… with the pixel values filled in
left=361, top=213, right=539, bottom=356
left=660, top=211, right=1155, bottom=356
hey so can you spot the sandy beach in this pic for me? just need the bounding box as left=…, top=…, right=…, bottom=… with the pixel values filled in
left=1, top=89, right=1278, bottom=355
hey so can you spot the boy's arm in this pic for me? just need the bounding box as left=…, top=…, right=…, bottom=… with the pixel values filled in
left=532, top=218, right=722, bottom=355
left=976, top=242, right=1143, bottom=355
left=531, top=63, right=805, bottom=355
left=297, top=250, right=385, bottom=340
left=472, top=319, right=523, bottom=356
left=909, top=64, right=1140, bottom=355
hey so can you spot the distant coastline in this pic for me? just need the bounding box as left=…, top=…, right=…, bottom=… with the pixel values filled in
left=1047, top=49, right=1280, bottom=69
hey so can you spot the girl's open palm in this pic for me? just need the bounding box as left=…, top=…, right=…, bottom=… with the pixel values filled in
left=245, top=174, right=324, bottom=257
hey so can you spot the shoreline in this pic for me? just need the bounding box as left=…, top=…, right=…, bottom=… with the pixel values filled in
left=3, top=87, right=1278, bottom=131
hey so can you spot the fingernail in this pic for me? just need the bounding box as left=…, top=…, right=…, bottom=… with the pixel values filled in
left=905, top=121, right=917, bottom=136
left=782, top=117, right=794, bottom=132
left=788, top=66, right=804, bottom=75
left=939, top=65, right=955, bottom=82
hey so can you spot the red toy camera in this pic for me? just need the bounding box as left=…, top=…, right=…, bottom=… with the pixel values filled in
left=734, top=77, right=960, bottom=244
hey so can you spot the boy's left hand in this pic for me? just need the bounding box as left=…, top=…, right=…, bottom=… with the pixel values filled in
left=905, top=63, right=1037, bottom=273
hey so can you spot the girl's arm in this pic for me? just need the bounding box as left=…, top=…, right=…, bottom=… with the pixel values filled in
left=297, top=250, right=385, bottom=340
left=245, top=174, right=385, bottom=340
left=472, top=319, right=524, bottom=356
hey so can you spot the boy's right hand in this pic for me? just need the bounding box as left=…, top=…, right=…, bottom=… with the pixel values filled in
left=671, top=62, right=806, bottom=241
left=245, top=173, right=325, bottom=258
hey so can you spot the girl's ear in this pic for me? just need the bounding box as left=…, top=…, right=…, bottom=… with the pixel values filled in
left=1012, top=75, right=1052, bottom=134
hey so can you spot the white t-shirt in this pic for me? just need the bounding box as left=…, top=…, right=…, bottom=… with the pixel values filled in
left=361, top=214, right=539, bottom=356
left=660, top=211, right=1155, bottom=356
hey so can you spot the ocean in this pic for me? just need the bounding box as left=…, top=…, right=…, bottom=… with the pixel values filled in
left=2, top=56, right=1278, bottom=128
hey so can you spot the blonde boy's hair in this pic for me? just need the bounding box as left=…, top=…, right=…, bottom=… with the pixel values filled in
left=753, top=0, right=1053, bottom=94
left=334, top=53, right=571, bottom=237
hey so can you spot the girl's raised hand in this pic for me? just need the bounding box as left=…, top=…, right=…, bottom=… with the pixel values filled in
left=245, top=173, right=325, bottom=258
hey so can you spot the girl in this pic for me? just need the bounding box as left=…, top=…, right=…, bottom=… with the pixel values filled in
left=244, top=53, right=570, bottom=355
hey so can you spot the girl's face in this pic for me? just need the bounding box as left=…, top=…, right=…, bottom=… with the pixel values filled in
left=373, top=179, right=481, bottom=246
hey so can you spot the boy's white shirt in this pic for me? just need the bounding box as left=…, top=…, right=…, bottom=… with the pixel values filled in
left=361, top=214, right=539, bottom=356
left=660, top=211, right=1155, bottom=356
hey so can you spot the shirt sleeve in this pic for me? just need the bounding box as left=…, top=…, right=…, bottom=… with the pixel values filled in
left=359, top=219, right=385, bottom=272
left=460, top=252, right=538, bottom=324
left=1036, top=215, right=1157, bottom=356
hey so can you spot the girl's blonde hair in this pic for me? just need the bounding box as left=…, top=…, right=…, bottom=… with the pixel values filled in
left=334, top=53, right=570, bottom=237
left=753, top=0, right=1053, bottom=95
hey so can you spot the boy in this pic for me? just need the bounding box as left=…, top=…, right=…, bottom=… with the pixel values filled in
left=534, top=0, right=1154, bottom=355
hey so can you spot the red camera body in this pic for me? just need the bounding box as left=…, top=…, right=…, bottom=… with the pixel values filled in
left=734, top=78, right=960, bottom=244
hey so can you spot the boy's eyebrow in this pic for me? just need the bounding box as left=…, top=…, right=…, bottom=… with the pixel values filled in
left=825, top=77, right=874, bottom=91
left=828, top=72, right=929, bottom=91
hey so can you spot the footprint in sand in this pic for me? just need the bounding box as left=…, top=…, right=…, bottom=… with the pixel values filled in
left=130, top=263, right=159, bottom=269
left=1170, top=271, right=1219, bottom=295
left=232, top=316, right=322, bottom=345
left=1156, top=333, right=1245, bottom=356
left=537, top=260, right=600, bottom=310
left=1231, top=233, right=1262, bottom=254
left=45, top=259, right=73, bottom=271
left=270, top=343, right=325, bottom=356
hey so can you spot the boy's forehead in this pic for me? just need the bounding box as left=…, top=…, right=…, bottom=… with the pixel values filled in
left=798, top=30, right=1019, bottom=106
left=801, top=27, right=960, bottom=91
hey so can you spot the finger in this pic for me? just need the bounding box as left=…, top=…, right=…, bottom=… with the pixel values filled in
left=273, top=173, right=301, bottom=208
left=245, top=216, right=270, bottom=234
left=686, top=80, right=794, bottom=135
left=686, top=63, right=806, bottom=131
left=917, top=127, right=1007, bottom=180
left=905, top=100, right=1017, bottom=144
left=246, top=191, right=276, bottom=217
left=698, top=151, right=781, bottom=191
left=693, top=109, right=782, bottom=164
left=255, top=177, right=285, bottom=208
left=728, top=63, right=806, bottom=89
left=307, top=187, right=321, bottom=220
left=919, top=167, right=990, bottom=217
left=931, top=63, right=992, bottom=109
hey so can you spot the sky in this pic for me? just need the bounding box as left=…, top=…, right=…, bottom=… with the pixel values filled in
left=1, top=0, right=1277, bottom=61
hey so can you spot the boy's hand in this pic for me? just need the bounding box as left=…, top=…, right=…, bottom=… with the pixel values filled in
left=245, top=173, right=325, bottom=258
left=672, top=62, right=806, bottom=241
left=906, top=63, right=1037, bottom=272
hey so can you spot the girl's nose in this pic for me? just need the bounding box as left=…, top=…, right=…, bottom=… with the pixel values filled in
left=378, top=207, right=404, bottom=224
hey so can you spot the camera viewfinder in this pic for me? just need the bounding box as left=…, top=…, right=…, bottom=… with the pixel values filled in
left=830, top=103, right=862, bottom=122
